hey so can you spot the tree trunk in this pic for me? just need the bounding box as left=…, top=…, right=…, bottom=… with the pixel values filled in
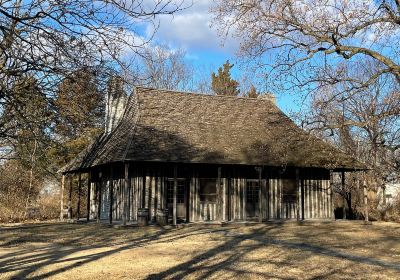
left=363, top=177, right=369, bottom=222
left=24, top=138, right=37, bottom=219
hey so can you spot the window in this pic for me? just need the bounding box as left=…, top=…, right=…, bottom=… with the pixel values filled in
left=282, top=179, right=297, bottom=203
left=167, top=179, right=185, bottom=204
left=199, top=178, right=217, bottom=202
left=246, top=180, right=260, bottom=203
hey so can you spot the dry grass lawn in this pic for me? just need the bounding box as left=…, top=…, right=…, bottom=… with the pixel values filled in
left=0, top=221, right=400, bottom=279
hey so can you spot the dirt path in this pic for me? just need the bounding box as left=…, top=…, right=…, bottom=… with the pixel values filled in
left=0, top=221, right=400, bottom=279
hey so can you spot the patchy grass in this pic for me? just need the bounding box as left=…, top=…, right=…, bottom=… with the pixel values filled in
left=0, top=221, right=400, bottom=279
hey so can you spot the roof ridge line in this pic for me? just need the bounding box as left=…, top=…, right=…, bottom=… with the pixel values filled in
left=135, top=86, right=276, bottom=102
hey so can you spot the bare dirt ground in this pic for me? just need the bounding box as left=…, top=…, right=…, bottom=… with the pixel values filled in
left=0, top=221, right=399, bottom=279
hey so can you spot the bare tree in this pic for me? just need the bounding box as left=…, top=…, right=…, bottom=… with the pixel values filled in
left=211, top=0, right=400, bottom=93
left=307, top=61, right=400, bottom=218
left=142, top=45, right=194, bottom=91
left=0, top=0, right=186, bottom=140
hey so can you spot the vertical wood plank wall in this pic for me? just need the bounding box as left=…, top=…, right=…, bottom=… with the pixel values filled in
left=94, top=164, right=334, bottom=223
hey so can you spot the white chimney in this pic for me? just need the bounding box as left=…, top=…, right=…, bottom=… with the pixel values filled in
left=105, top=77, right=127, bottom=134
left=258, top=93, right=276, bottom=104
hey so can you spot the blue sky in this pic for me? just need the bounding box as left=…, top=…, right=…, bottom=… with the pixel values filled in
left=138, top=0, right=303, bottom=115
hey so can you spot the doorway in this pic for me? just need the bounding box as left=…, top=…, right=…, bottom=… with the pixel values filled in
left=167, top=179, right=188, bottom=223
left=246, top=180, right=260, bottom=219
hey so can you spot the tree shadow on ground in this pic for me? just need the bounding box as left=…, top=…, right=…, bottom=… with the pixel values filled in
left=145, top=223, right=400, bottom=280
left=0, top=222, right=399, bottom=279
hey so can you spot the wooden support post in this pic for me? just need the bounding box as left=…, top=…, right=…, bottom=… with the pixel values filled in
left=363, top=173, right=369, bottom=222
left=257, top=167, right=263, bottom=223
left=185, top=174, right=190, bottom=223
left=243, top=178, right=247, bottom=221
left=123, top=163, right=129, bottom=225
left=97, top=172, right=102, bottom=223
left=173, top=165, right=177, bottom=226
left=217, top=167, right=222, bottom=221
left=296, top=168, right=300, bottom=221
left=329, top=170, right=334, bottom=219
left=60, top=174, right=65, bottom=221
left=301, top=171, right=305, bottom=220
left=68, top=175, right=73, bottom=220
left=109, top=166, right=114, bottom=225
left=86, top=172, right=91, bottom=222
left=77, top=173, right=82, bottom=221
left=341, top=171, right=346, bottom=220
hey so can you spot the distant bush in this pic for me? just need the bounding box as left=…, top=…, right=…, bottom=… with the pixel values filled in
left=0, top=160, right=60, bottom=222
left=384, top=194, right=400, bottom=223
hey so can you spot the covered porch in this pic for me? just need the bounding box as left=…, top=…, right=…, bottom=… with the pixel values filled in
left=60, top=162, right=368, bottom=226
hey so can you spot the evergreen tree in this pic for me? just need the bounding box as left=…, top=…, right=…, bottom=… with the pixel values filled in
left=211, top=61, right=240, bottom=96
left=246, top=85, right=259, bottom=98
left=51, top=69, right=104, bottom=168
left=55, top=69, right=104, bottom=139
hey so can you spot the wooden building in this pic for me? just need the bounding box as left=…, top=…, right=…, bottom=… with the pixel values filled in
left=60, top=87, right=363, bottom=225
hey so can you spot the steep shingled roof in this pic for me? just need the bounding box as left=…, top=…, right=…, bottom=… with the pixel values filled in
left=60, top=86, right=365, bottom=173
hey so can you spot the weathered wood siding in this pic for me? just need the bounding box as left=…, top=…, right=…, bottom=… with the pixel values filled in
left=90, top=163, right=334, bottom=223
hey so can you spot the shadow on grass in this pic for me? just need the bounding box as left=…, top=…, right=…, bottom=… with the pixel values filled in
left=0, top=222, right=399, bottom=279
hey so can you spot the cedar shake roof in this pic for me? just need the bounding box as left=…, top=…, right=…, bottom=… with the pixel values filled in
left=61, top=86, right=365, bottom=173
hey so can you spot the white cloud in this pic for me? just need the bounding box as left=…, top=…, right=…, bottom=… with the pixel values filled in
left=146, top=0, right=239, bottom=53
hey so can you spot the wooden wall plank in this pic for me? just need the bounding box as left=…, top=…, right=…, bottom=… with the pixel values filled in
left=86, top=173, right=91, bottom=222
left=242, top=178, right=246, bottom=221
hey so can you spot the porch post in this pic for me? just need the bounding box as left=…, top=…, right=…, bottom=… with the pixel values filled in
left=97, top=171, right=102, bottom=223
left=68, top=175, right=73, bottom=220
left=77, top=173, right=82, bottom=221
left=295, top=168, right=300, bottom=221
left=341, top=171, right=346, bottom=219
left=329, top=170, right=335, bottom=219
left=173, top=165, right=177, bottom=226
left=217, top=166, right=222, bottom=221
left=86, top=172, right=91, bottom=222
left=109, top=166, right=114, bottom=225
left=60, top=174, right=65, bottom=221
left=257, top=167, right=263, bottom=223
left=123, top=163, right=129, bottom=225
left=301, top=173, right=305, bottom=220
